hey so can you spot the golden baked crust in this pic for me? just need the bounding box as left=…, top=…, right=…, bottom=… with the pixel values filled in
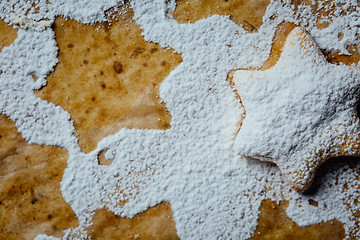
left=35, top=8, right=181, bottom=153
left=0, top=114, right=79, bottom=239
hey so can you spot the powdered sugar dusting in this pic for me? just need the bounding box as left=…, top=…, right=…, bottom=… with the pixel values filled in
left=1, top=0, right=360, bottom=239
left=0, top=0, right=122, bottom=31
left=233, top=27, right=360, bottom=192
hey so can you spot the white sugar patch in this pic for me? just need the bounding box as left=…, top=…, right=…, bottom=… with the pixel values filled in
left=0, top=0, right=123, bottom=31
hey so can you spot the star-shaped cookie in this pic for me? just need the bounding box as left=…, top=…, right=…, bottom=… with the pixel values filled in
left=232, top=27, right=360, bottom=192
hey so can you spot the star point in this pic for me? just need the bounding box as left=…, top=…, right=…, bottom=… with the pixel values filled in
left=232, top=27, right=360, bottom=192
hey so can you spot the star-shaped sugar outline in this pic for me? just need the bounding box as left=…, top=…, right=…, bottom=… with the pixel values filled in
left=232, top=27, right=360, bottom=192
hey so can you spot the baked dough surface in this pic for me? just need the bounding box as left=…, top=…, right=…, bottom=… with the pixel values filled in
left=35, top=8, right=181, bottom=153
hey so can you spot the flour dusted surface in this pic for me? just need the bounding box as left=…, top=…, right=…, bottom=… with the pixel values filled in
left=1, top=0, right=360, bottom=239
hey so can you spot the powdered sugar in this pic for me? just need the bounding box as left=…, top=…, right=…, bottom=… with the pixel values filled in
left=1, top=0, right=360, bottom=239
left=232, top=27, right=360, bottom=192
left=0, top=0, right=122, bottom=31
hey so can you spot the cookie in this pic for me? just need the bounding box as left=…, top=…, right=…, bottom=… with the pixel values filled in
left=232, top=27, right=360, bottom=192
